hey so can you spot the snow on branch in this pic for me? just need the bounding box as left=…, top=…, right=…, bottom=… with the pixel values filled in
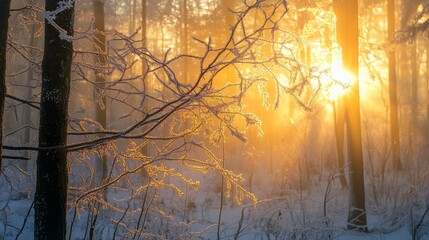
left=44, top=0, right=74, bottom=42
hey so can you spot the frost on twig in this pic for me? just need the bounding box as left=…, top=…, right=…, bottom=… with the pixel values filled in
left=44, top=0, right=74, bottom=42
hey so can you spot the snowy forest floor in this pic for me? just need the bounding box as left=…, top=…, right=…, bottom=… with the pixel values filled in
left=1, top=167, right=429, bottom=240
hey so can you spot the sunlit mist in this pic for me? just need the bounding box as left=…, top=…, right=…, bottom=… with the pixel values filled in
left=2, top=0, right=429, bottom=239
left=328, top=62, right=354, bottom=101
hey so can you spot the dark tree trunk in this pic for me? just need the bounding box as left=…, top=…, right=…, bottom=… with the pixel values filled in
left=342, top=0, right=368, bottom=231
left=335, top=0, right=368, bottom=231
left=34, top=0, right=74, bottom=239
left=388, top=0, right=402, bottom=171
left=0, top=0, right=11, bottom=170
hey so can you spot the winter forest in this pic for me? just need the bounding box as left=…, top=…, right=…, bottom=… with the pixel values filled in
left=2, top=0, right=429, bottom=239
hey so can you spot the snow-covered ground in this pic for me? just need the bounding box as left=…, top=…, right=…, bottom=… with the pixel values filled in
left=1, top=166, right=428, bottom=240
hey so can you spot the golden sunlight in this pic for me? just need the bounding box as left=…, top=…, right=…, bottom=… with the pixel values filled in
left=7, top=0, right=429, bottom=238
left=326, top=62, right=354, bottom=101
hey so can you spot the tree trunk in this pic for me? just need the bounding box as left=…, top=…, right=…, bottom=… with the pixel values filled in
left=400, top=0, right=420, bottom=161
left=181, top=0, right=188, bottom=84
left=329, top=10, right=348, bottom=188
left=129, top=0, right=135, bottom=34
left=141, top=0, right=149, bottom=157
left=142, top=0, right=147, bottom=49
left=427, top=44, right=429, bottom=141
left=388, top=0, right=402, bottom=171
left=333, top=98, right=348, bottom=189
left=93, top=0, right=108, bottom=193
left=23, top=16, right=38, bottom=196
left=0, top=0, right=11, bottom=170
left=24, top=23, right=36, bottom=157
left=336, top=0, right=368, bottom=231
left=410, top=40, right=418, bottom=155
left=34, top=0, right=74, bottom=239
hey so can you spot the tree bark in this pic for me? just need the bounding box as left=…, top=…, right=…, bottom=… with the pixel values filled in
left=24, top=23, right=36, bottom=160
left=388, top=0, right=402, bottom=171
left=142, top=0, right=147, bottom=46
left=34, top=0, right=74, bottom=239
left=410, top=40, right=418, bottom=154
left=328, top=7, right=349, bottom=188
left=427, top=45, right=429, bottom=141
left=181, top=0, right=189, bottom=84
left=141, top=0, right=149, bottom=157
left=333, top=99, right=348, bottom=189
left=93, top=0, right=108, bottom=193
left=0, top=0, right=11, bottom=171
left=335, top=0, right=368, bottom=231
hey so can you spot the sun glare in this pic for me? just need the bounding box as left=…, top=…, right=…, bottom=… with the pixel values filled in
left=326, top=63, right=355, bottom=101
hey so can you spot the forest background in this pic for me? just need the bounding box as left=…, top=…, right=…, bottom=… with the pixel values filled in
left=1, top=0, right=429, bottom=239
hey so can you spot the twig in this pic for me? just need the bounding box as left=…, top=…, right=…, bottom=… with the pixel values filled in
left=137, top=190, right=156, bottom=240
left=133, top=180, right=151, bottom=240
left=10, top=6, right=30, bottom=12
left=89, top=203, right=99, bottom=240
left=6, top=94, right=40, bottom=110
left=413, top=207, right=429, bottom=239
left=113, top=193, right=133, bottom=240
left=217, top=136, right=225, bottom=240
left=234, top=205, right=247, bottom=240
left=15, top=200, right=34, bottom=240
left=2, top=156, right=29, bottom=161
